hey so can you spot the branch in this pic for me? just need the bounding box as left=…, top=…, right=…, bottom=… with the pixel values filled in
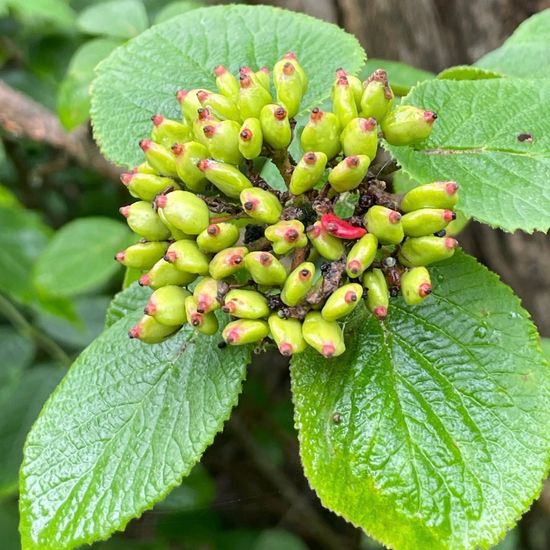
left=0, top=80, right=121, bottom=181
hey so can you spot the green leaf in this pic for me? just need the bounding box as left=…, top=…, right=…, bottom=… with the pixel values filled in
left=0, top=366, right=64, bottom=500
left=90, top=4, right=365, bottom=167
left=253, top=158, right=287, bottom=191
left=58, top=38, right=122, bottom=130
left=0, top=327, right=35, bottom=390
left=540, top=337, right=550, bottom=361
left=0, top=184, right=22, bottom=208
left=476, top=9, right=550, bottom=78
left=8, top=0, right=75, bottom=30
left=386, top=78, right=550, bottom=232
left=33, top=217, right=131, bottom=297
left=20, top=313, right=251, bottom=549
left=437, top=65, right=502, bottom=81
left=77, top=0, right=148, bottom=39
left=105, top=282, right=151, bottom=328
left=361, top=59, right=434, bottom=96
left=0, top=207, right=51, bottom=304
left=333, top=191, right=359, bottom=218
left=153, top=0, right=204, bottom=24
left=291, top=252, right=550, bottom=550
left=0, top=501, right=20, bottom=550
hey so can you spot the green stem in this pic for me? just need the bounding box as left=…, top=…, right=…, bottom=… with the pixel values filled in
left=0, top=293, right=71, bottom=366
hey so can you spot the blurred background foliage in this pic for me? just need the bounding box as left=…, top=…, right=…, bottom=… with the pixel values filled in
left=0, top=0, right=549, bottom=548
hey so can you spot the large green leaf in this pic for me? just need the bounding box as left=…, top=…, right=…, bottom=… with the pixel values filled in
left=19, top=310, right=251, bottom=549
left=90, top=4, right=365, bottom=167
left=476, top=9, right=550, bottom=77
left=0, top=327, right=35, bottom=391
left=33, top=217, right=131, bottom=297
left=291, top=252, right=550, bottom=550
left=387, top=78, right=550, bottom=233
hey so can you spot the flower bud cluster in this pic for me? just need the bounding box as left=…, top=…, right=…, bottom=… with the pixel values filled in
left=116, top=54, right=459, bottom=357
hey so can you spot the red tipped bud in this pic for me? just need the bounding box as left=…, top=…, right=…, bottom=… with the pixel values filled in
left=335, top=67, right=347, bottom=78
left=171, top=143, right=184, bottom=155
left=120, top=172, right=133, bottom=186
left=207, top=224, right=220, bottom=236
left=115, top=251, right=125, bottom=263
left=446, top=181, right=459, bottom=195
left=240, top=75, right=252, bottom=88
left=360, top=118, right=377, bottom=132
left=154, top=194, right=167, bottom=209
left=443, top=210, right=456, bottom=222
left=259, top=253, right=272, bottom=266
left=419, top=282, right=432, bottom=297
left=139, top=139, right=152, bottom=151
left=139, top=274, right=151, bottom=287
left=389, top=211, right=402, bottom=224
left=176, top=89, right=187, bottom=103
left=424, top=111, right=437, bottom=124
left=197, top=159, right=210, bottom=172
left=151, top=114, right=164, bottom=126
left=203, top=125, right=216, bottom=138
left=128, top=325, right=141, bottom=339
left=345, top=156, right=360, bottom=168
left=284, top=52, right=297, bottom=60
left=164, top=250, right=177, bottom=263
left=259, top=66, right=269, bottom=74
left=196, top=90, right=209, bottom=103
left=303, top=152, right=317, bottom=164
left=240, top=128, right=253, bottom=141
left=119, top=205, right=130, bottom=218
left=373, top=306, right=387, bottom=320
left=197, top=107, right=211, bottom=120
left=299, top=268, right=312, bottom=280
left=283, top=62, right=295, bottom=76
left=310, top=107, right=323, bottom=122
left=345, top=290, right=358, bottom=303
left=279, top=343, right=294, bottom=356
left=285, top=228, right=299, bottom=242
left=214, top=65, right=227, bottom=77
left=445, top=237, right=459, bottom=250
left=321, top=343, right=336, bottom=358
left=347, top=260, right=361, bottom=276
left=274, top=106, right=287, bottom=120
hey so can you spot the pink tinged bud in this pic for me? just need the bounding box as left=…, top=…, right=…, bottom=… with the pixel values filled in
left=285, top=229, right=299, bottom=242
left=119, top=205, right=130, bottom=218
left=304, top=152, right=317, bottom=164
left=445, top=237, right=459, bottom=250
left=164, top=250, right=178, bottom=263
left=207, top=224, right=220, bottom=236
left=361, top=118, right=377, bottom=132
left=243, top=199, right=257, bottom=212
left=128, top=325, right=141, bottom=339
left=240, top=128, right=253, bottom=141
left=197, top=108, right=211, bottom=120
left=299, top=268, right=312, bottom=280
left=424, top=111, right=437, bottom=124
left=196, top=300, right=208, bottom=314
left=203, top=125, right=216, bottom=138
left=284, top=52, right=297, bottom=60
left=445, top=181, right=459, bottom=195
left=336, top=76, right=349, bottom=86
left=171, top=143, right=184, bottom=156
left=197, top=159, right=211, bottom=172
left=225, top=328, right=241, bottom=344
left=115, top=251, right=125, bottom=263
left=259, top=253, right=272, bottom=266
left=279, top=342, right=294, bottom=356
left=259, top=66, right=269, bottom=74
left=229, top=252, right=244, bottom=266
left=120, top=172, right=133, bottom=186
left=176, top=89, right=188, bottom=103
left=139, top=274, right=151, bottom=287
left=419, top=283, right=432, bottom=298
left=347, top=260, right=361, bottom=276
left=240, top=66, right=253, bottom=76
left=274, top=106, right=287, bottom=120
left=443, top=209, right=456, bottom=222
left=222, top=301, right=236, bottom=314
left=388, top=211, right=402, bottom=224
left=196, top=90, right=209, bottom=103
left=310, top=107, right=323, bottom=122
left=214, top=65, right=227, bottom=77
left=190, top=313, right=203, bottom=327
left=139, top=139, right=152, bottom=151
left=144, top=299, right=156, bottom=315
left=155, top=194, right=168, bottom=209
left=373, top=306, right=388, bottom=320
left=240, top=75, right=252, bottom=88
left=346, top=156, right=360, bottom=168
left=335, top=67, right=347, bottom=78
left=151, top=114, right=164, bottom=126
left=310, top=225, right=322, bottom=238
left=345, top=290, right=358, bottom=304
left=283, top=62, right=295, bottom=76
left=321, top=343, right=336, bottom=358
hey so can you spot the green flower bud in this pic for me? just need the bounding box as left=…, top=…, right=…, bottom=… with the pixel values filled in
left=244, top=251, right=287, bottom=286
left=400, top=181, right=459, bottom=212
left=192, top=107, right=219, bottom=146
left=144, top=285, right=190, bottom=326
left=401, top=208, right=456, bottom=237
left=288, top=151, right=327, bottom=195
left=202, top=120, right=243, bottom=165
left=340, top=117, right=378, bottom=159
left=121, top=172, right=180, bottom=201
left=364, top=205, right=404, bottom=245
left=301, top=108, right=341, bottom=160
left=401, top=266, right=432, bottom=305
left=197, top=159, right=252, bottom=199
left=273, top=59, right=304, bottom=118
left=260, top=104, right=292, bottom=150
left=360, top=69, right=394, bottom=122
left=264, top=220, right=307, bottom=255
left=307, top=221, right=344, bottom=260
left=155, top=190, right=210, bottom=235
left=139, top=259, right=197, bottom=289
left=139, top=139, right=178, bottom=178
left=381, top=105, right=437, bottom=146
left=129, top=314, right=179, bottom=344
left=238, top=118, right=263, bottom=160
left=164, top=240, right=210, bottom=274
left=177, top=88, right=209, bottom=123
left=134, top=162, right=157, bottom=175
left=222, top=319, right=269, bottom=345
left=222, top=289, right=269, bottom=319
left=255, top=66, right=270, bottom=90
left=268, top=315, right=306, bottom=356
left=151, top=114, right=192, bottom=148
left=332, top=76, right=358, bottom=128
left=321, top=283, right=363, bottom=321
left=328, top=155, right=370, bottom=193
left=398, top=236, right=458, bottom=267
left=193, top=277, right=221, bottom=313
left=171, top=141, right=208, bottom=193
left=197, top=89, right=241, bottom=122
left=346, top=233, right=378, bottom=277
left=115, top=241, right=169, bottom=270
left=302, top=312, right=345, bottom=358
left=278, top=52, right=307, bottom=93
left=240, top=188, right=282, bottom=224
left=280, top=262, right=316, bottom=306
left=214, top=66, right=239, bottom=103
left=209, top=246, right=248, bottom=279
left=336, top=69, right=363, bottom=107
left=197, top=222, right=240, bottom=253
left=362, top=268, right=389, bottom=320
left=184, top=296, right=219, bottom=335
left=238, top=74, right=272, bottom=119
left=119, top=202, right=171, bottom=241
